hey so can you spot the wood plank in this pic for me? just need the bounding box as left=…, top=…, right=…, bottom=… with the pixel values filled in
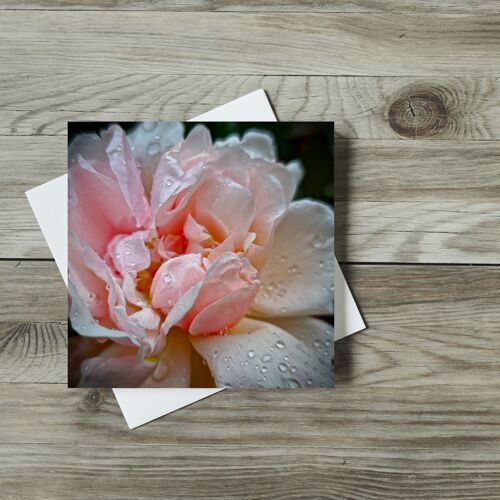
left=2, top=0, right=500, bottom=13
left=1, top=13, right=499, bottom=76
left=0, top=322, right=66, bottom=384
left=0, top=261, right=66, bottom=323
left=2, top=136, right=498, bottom=262
left=0, top=384, right=499, bottom=499
left=2, top=264, right=499, bottom=387
left=2, top=75, right=500, bottom=140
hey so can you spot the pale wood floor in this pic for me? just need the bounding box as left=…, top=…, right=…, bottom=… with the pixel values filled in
left=1, top=2, right=499, bottom=498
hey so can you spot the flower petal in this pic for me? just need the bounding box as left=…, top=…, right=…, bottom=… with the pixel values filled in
left=69, top=155, right=139, bottom=256
left=192, top=174, right=256, bottom=249
left=69, top=281, right=138, bottom=346
left=69, top=233, right=151, bottom=348
left=141, top=328, right=191, bottom=388
left=251, top=200, right=335, bottom=317
left=190, top=317, right=334, bottom=388
left=107, top=231, right=151, bottom=277
left=150, top=253, right=206, bottom=313
left=103, top=125, right=151, bottom=229
left=127, top=121, right=184, bottom=196
left=181, top=252, right=260, bottom=335
left=79, top=350, right=156, bottom=388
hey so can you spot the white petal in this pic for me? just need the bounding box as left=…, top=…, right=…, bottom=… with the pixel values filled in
left=69, top=281, right=139, bottom=346
left=190, top=317, right=334, bottom=388
left=239, top=129, right=276, bottom=162
left=265, top=316, right=334, bottom=363
left=251, top=200, right=335, bottom=317
left=127, top=121, right=184, bottom=195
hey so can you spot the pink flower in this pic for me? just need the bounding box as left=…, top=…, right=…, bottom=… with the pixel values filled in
left=69, top=123, right=335, bottom=388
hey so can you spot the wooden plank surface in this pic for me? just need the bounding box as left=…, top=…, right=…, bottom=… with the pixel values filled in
left=2, top=0, right=500, bottom=13
left=1, top=13, right=500, bottom=76
left=1, top=1, right=499, bottom=498
left=2, top=75, right=500, bottom=140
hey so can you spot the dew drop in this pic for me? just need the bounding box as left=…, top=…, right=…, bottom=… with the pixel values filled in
left=306, top=379, right=313, bottom=386
left=312, top=234, right=324, bottom=248
left=260, top=366, right=268, bottom=374
left=313, top=340, right=322, bottom=348
left=247, top=350, right=255, bottom=359
left=261, top=354, right=272, bottom=363
left=163, top=273, right=173, bottom=283
left=319, top=260, right=325, bottom=268
left=142, top=121, right=156, bottom=132
left=213, top=350, right=218, bottom=359
left=288, top=264, right=299, bottom=274
left=290, top=366, right=297, bottom=373
left=275, top=340, right=285, bottom=350
left=286, top=378, right=301, bottom=388
left=165, top=179, right=173, bottom=187
left=278, top=363, right=287, bottom=372
left=147, top=142, right=161, bottom=156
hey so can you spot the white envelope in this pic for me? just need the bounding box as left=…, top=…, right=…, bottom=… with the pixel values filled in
left=27, top=89, right=365, bottom=428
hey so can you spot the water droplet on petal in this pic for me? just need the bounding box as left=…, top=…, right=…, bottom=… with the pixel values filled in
left=278, top=363, right=287, bottom=372
left=288, top=264, right=299, bottom=274
left=261, top=354, right=272, bottom=363
left=313, top=340, right=322, bottom=348
left=163, top=273, right=173, bottom=283
left=247, top=350, right=255, bottom=359
left=165, top=179, right=173, bottom=187
left=142, top=121, right=156, bottom=132
left=306, top=379, right=313, bottom=386
left=260, top=366, right=268, bottom=374
left=147, top=142, right=161, bottom=156
left=213, top=350, right=218, bottom=359
left=275, top=340, right=285, bottom=350
left=286, top=378, right=301, bottom=388
left=312, top=234, right=324, bottom=248
left=319, top=260, right=325, bottom=268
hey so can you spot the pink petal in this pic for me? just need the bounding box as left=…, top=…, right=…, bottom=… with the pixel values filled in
left=103, top=125, right=151, bottom=229
left=172, top=124, right=214, bottom=171
left=68, top=231, right=109, bottom=322
left=153, top=159, right=205, bottom=235
left=190, top=317, right=334, bottom=388
left=192, top=174, right=256, bottom=249
left=150, top=253, right=206, bottom=313
left=180, top=252, right=260, bottom=335
left=107, top=231, right=151, bottom=277
left=69, top=125, right=151, bottom=256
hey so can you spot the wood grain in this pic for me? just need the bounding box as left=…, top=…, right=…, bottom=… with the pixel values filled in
left=2, top=75, right=500, bottom=140
left=1, top=13, right=500, bottom=76
left=2, top=0, right=500, bottom=13
left=1, top=384, right=499, bottom=499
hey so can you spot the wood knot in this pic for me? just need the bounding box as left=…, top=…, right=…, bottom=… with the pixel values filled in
left=387, top=88, right=449, bottom=139
left=83, top=389, right=105, bottom=411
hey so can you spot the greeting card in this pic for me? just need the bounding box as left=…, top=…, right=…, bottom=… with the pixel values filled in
left=68, top=121, right=335, bottom=389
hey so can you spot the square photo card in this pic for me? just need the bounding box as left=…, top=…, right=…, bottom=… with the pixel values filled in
left=68, top=122, right=335, bottom=389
